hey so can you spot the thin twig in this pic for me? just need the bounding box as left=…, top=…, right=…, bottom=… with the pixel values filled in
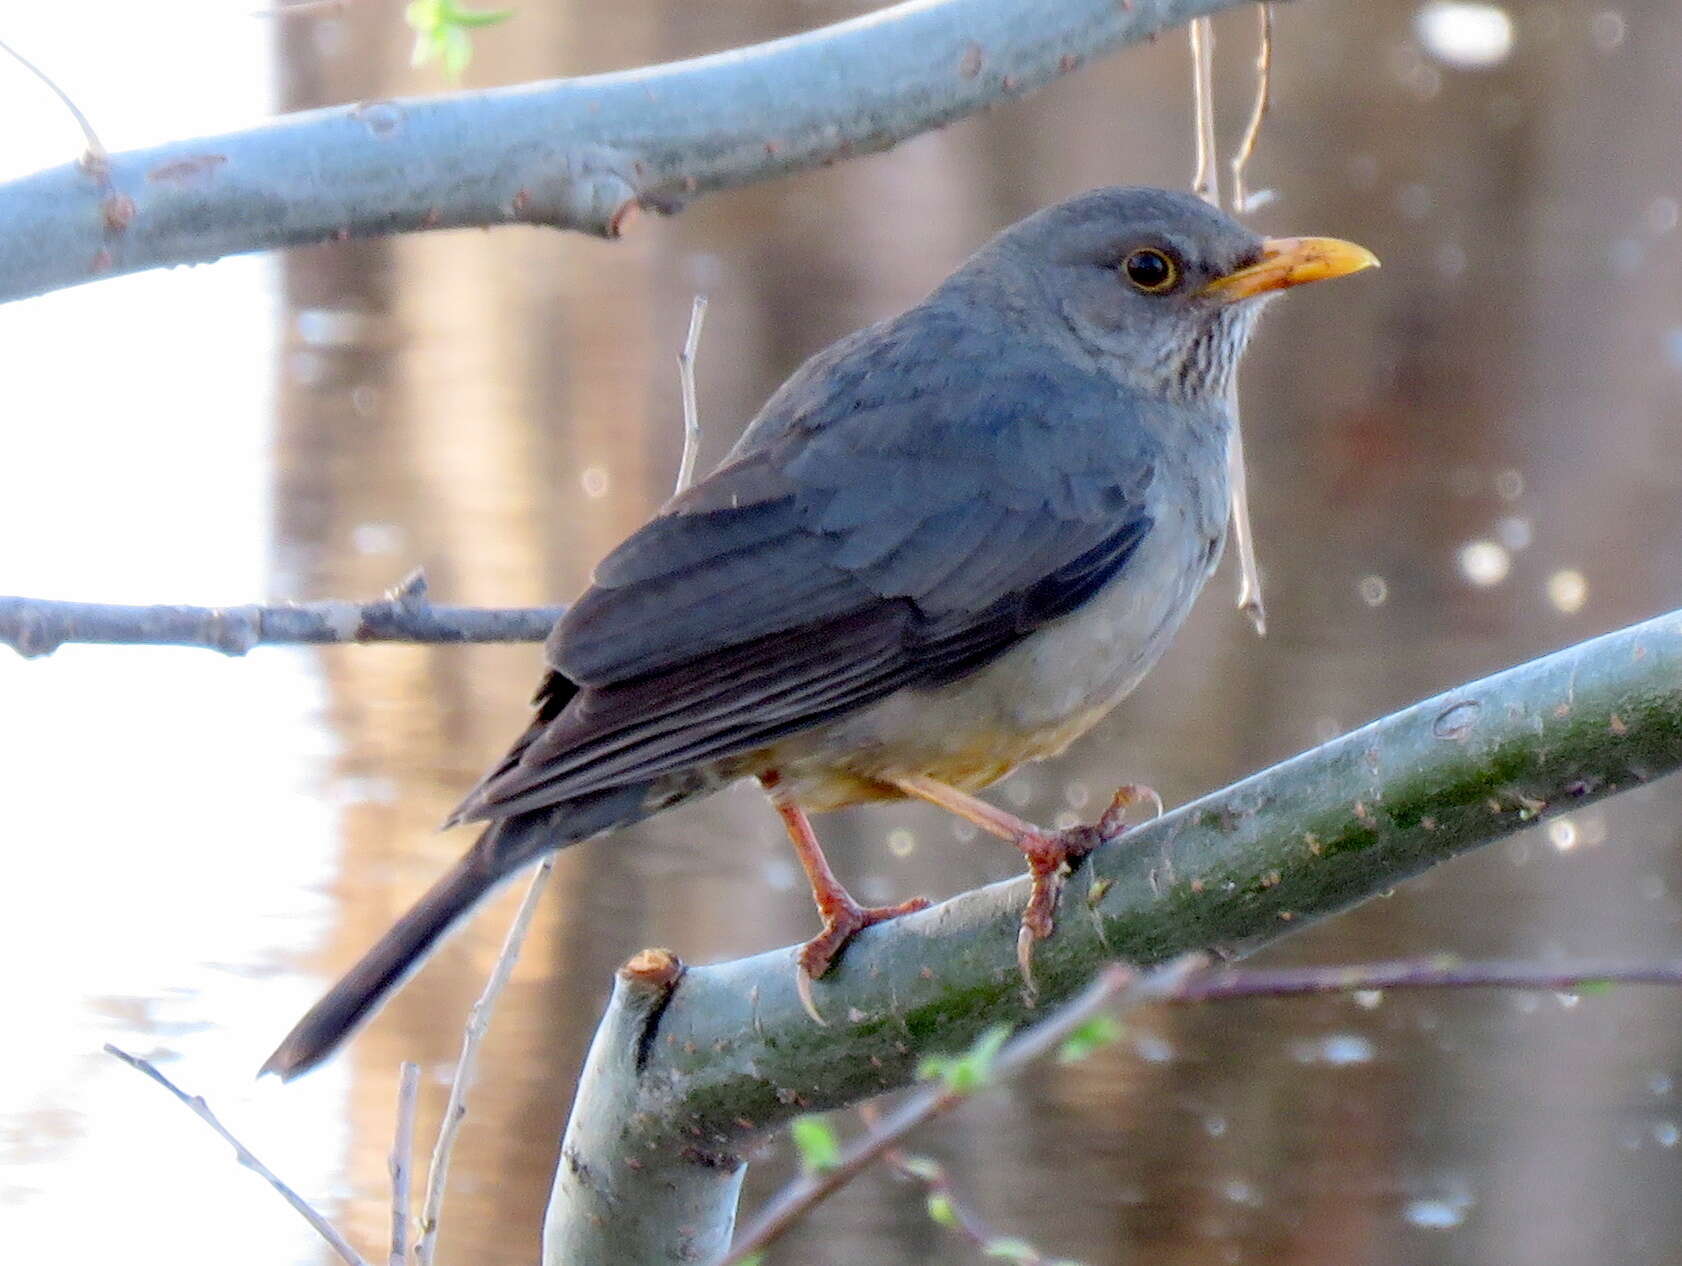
left=864, top=1100, right=1060, bottom=1266
left=1188, top=18, right=1220, bottom=207
left=1228, top=3, right=1274, bottom=214
left=885, top=1149, right=1054, bottom=1263
left=415, top=857, right=556, bottom=1266
left=1179, top=957, right=1682, bottom=1002
left=103, top=1044, right=370, bottom=1266
left=390, top=1062, right=421, bottom=1266
left=717, top=954, right=1208, bottom=1266
left=0, top=570, right=564, bottom=658
left=0, top=35, right=105, bottom=164
left=674, top=294, right=710, bottom=498
left=6, top=300, right=707, bottom=658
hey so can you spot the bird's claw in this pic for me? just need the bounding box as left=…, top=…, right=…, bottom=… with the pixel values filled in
left=1016, top=843, right=1070, bottom=992
left=1014, top=782, right=1163, bottom=995
left=1097, top=782, right=1164, bottom=836
left=795, top=893, right=932, bottom=1022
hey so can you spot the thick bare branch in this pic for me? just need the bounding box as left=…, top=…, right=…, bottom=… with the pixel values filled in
left=541, top=949, right=734, bottom=1266
left=0, top=0, right=1253, bottom=305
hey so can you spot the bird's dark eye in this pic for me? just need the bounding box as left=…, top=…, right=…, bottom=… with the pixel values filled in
left=1122, top=248, right=1180, bottom=293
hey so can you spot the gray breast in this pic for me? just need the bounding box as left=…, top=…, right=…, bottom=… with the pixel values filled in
left=962, top=466, right=1226, bottom=738
left=792, top=445, right=1229, bottom=787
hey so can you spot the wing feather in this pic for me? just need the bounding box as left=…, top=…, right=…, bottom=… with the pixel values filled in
left=454, top=303, right=1176, bottom=826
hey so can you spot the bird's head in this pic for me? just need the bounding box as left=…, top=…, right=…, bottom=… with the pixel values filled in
left=978, top=186, right=1377, bottom=402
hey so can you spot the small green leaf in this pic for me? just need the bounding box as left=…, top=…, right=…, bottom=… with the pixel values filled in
left=409, top=26, right=442, bottom=69
left=919, top=1024, right=1012, bottom=1093
left=926, top=1193, right=957, bottom=1227
left=403, top=0, right=513, bottom=80
left=440, top=25, right=472, bottom=78
left=451, top=2, right=514, bottom=27
left=405, top=0, right=442, bottom=29
left=1056, top=1015, right=1121, bottom=1064
left=790, top=1114, right=841, bottom=1175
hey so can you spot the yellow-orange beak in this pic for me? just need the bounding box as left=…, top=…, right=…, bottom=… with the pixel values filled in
left=1203, top=236, right=1380, bottom=303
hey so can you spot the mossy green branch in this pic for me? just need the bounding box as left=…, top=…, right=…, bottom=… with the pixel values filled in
left=544, top=606, right=1682, bottom=1262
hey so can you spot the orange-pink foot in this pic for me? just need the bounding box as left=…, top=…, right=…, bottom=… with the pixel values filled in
left=795, top=892, right=932, bottom=1021
left=1013, top=783, right=1163, bottom=988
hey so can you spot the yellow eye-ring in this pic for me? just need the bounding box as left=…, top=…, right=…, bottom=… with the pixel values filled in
left=1122, top=248, right=1180, bottom=293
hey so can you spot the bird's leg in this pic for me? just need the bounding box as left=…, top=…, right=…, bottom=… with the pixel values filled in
left=889, top=775, right=1162, bottom=985
left=761, top=775, right=931, bottom=1019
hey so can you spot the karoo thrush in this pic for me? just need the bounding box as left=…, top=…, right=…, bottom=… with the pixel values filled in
left=263, top=186, right=1376, bottom=1079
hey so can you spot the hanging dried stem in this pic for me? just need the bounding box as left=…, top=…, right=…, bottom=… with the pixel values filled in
left=1229, top=4, right=1274, bottom=213
left=1188, top=18, right=1220, bottom=207
left=1227, top=418, right=1267, bottom=634
left=674, top=294, right=710, bottom=498
left=1192, top=5, right=1276, bottom=635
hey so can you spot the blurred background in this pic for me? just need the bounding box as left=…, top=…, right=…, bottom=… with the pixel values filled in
left=3, top=1, right=1682, bottom=1263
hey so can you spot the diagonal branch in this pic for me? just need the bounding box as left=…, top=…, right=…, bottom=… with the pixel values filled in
left=726, top=951, right=1682, bottom=1262
left=1173, top=956, right=1682, bottom=1000
left=541, top=604, right=1682, bottom=1263
left=105, top=1044, right=370, bottom=1266
left=0, top=0, right=1253, bottom=305
left=720, top=956, right=1208, bottom=1265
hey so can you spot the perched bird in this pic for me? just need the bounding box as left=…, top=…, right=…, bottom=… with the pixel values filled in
left=263, top=187, right=1375, bottom=1080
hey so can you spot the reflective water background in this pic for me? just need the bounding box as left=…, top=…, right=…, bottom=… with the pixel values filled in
left=4, top=1, right=1682, bottom=1263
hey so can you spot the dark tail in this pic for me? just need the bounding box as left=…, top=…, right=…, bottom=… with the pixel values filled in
left=261, top=779, right=686, bottom=1080
left=260, top=825, right=518, bottom=1081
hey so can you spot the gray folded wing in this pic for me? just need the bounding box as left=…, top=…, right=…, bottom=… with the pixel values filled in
left=449, top=307, right=1162, bottom=825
